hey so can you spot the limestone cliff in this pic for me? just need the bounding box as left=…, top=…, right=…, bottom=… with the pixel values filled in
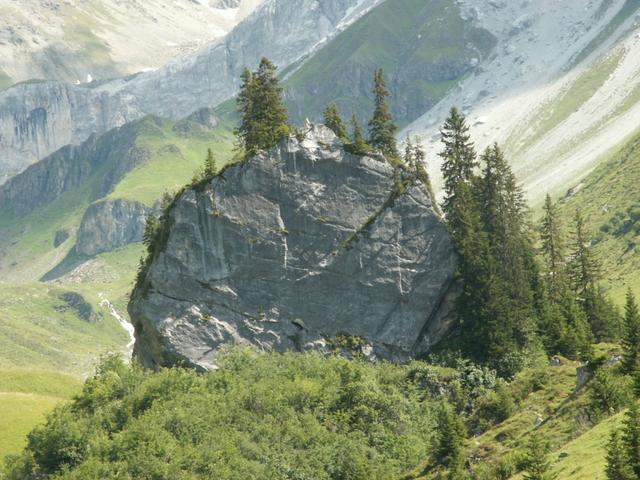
left=129, top=124, right=457, bottom=370
left=0, top=0, right=380, bottom=183
left=76, top=200, right=152, bottom=257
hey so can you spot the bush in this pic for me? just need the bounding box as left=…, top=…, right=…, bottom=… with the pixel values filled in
left=588, top=367, right=633, bottom=420
left=7, top=350, right=438, bottom=480
left=472, top=380, right=516, bottom=432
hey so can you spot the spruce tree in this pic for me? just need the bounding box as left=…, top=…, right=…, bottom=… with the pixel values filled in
left=412, top=140, right=441, bottom=217
left=569, top=210, right=620, bottom=341
left=622, top=290, right=640, bottom=375
left=540, top=194, right=566, bottom=302
left=623, top=402, right=640, bottom=478
left=323, top=103, right=348, bottom=141
left=439, top=107, right=477, bottom=241
left=403, top=137, right=415, bottom=167
left=204, top=148, right=217, bottom=177
left=235, top=58, right=288, bottom=157
left=606, top=430, right=634, bottom=480
left=570, top=210, right=599, bottom=299
left=348, top=113, right=370, bottom=155
left=479, top=144, right=535, bottom=323
left=368, top=69, right=398, bottom=158
left=523, top=431, right=557, bottom=480
left=236, top=68, right=256, bottom=153
left=434, top=401, right=466, bottom=469
left=561, top=295, right=595, bottom=361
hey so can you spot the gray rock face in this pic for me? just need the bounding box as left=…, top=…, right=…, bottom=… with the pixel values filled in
left=129, top=124, right=457, bottom=370
left=76, top=200, right=151, bottom=257
left=0, top=118, right=152, bottom=217
left=0, top=0, right=380, bottom=183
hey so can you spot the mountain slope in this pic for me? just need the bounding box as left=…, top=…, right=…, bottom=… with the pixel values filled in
left=0, top=113, right=235, bottom=284
left=284, top=0, right=496, bottom=125
left=402, top=0, right=640, bottom=203
left=0, top=0, right=380, bottom=184
left=0, top=0, right=263, bottom=88
left=556, top=127, right=640, bottom=304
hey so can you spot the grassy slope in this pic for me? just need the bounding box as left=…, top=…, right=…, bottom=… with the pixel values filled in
left=507, top=49, right=625, bottom=159
left=0, top=369, right=81, bottom=467
left=284, top=0, right=495, bottom=125
left=0, top=117, right=236, bottom=368
left=556, top=129, right=640, bottom=304
left=404, top=346, right=623, bottom=480
left=0, top=283, right=127, bottom=375
left=0, top=117, right=235, bottom=283
left=0, top=118, right=235, bottom=460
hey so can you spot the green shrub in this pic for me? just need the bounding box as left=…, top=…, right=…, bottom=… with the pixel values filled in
left=6, top=350, right=437, bottom=480
left=588, top=367, right=633, bottom=420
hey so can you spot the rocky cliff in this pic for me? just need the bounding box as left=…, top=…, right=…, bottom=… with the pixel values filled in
left=0, top=117, right=153, bottom=216
left=76, top=200, right=152, bottom=257
left=129, top=124, right=457, bottom=370
left=0, top=0, right=263, bottom=89
left=0, top=0, right=380, bottom=183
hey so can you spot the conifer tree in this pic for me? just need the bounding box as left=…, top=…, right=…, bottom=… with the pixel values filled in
left=479, top=144, right=535, bottom=312
left=622, top=290, right=640, bottom=375
left=323, top=103, right=348, bottom=141
left=348, top=113, right=370, bottom=155
left=540, top=194, right=566, bottom=301
left=403, top=137, right=415, bottom=167
left=236, top=68, right=256, bottom=152
left=570, top=210, right=599, bottom=299
left=623, top=402, right=640, bottom=478
left=368, top=69, right=398, bottom=158
left=412, top=140, right=441, bottom=217
left=559, top=295, right=595, bottom=361
left=439, top=107, right=478, bottom=242
left=434, top=401, right=466, bottom=469
left=568, top=209, right=621, bottom=341
left=204, top=148, right=217, bottom=177
left=523, top=431, right=557, bottom=480
left=235, top=58, right=288, bottom=157
left=606, top=430, right=634, bottom=480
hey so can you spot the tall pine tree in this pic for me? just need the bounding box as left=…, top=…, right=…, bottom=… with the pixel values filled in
left=235, top=58, right=288, bottom=157
left=368, top=69, right=398, bottom=158
left=412, top=140, right=441, bottom=217
left=622, top=289, right=640, bottom=375
left=540, top=194, right=566, bottom=302
left=569, top=210, right=620, bottom=341
left=204, top=148, right=217, bottom=177
left=348, top=113, right=370, bottom=155
left=606, top=430, right=634, bottom=480
left=623, top=402, right=640, bottom=478
left=439, top=107, right=477, bottom=242
left=323, top=103, right=348, bottom=141
left=523, top=431, right=557, bottom=480
left=434, top=401, right=466, bottom=470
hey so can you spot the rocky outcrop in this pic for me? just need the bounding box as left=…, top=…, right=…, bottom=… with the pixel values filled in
left=76, top=200, right=152, bottom=257
left=0, top=0, right=381, bottom=183
left=129, top=124, right=457, bottom=370
left=0, top=117, right=154, bottom=217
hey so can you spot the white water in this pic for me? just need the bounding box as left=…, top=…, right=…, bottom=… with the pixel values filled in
left=99, top=295, right=135, bottom=357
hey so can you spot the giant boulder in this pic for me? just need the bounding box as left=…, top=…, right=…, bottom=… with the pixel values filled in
left=129, top=124, right=457, bottom=369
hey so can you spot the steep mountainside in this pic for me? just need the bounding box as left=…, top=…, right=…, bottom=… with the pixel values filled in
left=0, top=0, right=380, bottom=184
left=557, top=127, right=640, bottom=304
left=0, top=0, right=263, bottom=89
left=284, top=0, right=496, bottom=125
left=130, top=124, right=457, bottom=370
left=402, top=0, right=640, bottom=202
left=0, top=112, right=235, bottom=284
